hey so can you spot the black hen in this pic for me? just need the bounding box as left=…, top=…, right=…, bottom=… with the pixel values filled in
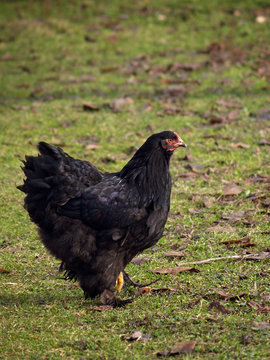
left=18, top=131, right=186, bottom=306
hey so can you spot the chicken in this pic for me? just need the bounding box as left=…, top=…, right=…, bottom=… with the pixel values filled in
left=18, top=131, right=186, bottom=306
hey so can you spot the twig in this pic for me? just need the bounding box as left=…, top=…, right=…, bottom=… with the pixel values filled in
left=177, top=252, right=269, bottom=266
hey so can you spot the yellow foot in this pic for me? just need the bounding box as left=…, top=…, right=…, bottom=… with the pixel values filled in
left=116, top=271, right=124, bottom=292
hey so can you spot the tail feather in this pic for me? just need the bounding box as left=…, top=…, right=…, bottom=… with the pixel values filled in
left=18, top=141, right=102, bottom=228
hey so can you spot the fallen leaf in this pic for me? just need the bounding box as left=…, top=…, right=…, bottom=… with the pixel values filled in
left=222, top=183, right=243, bottom=196
left=203, top=198, right=212, bottom=208
left=84, top=35, right=96, bottom=42
left=253, top=321, right=270, bottom=329
left=258, top=139, right=270, bottom=146
left=208, top=300, right=232, bottom=314
left=262, top=200, right=270, bottom=208
left=185, top=164, right=206, bottom=173
left=100, top=66, right=118, bottom=73
left=246, top=251, right=270, bottom=260
left=85, top=144, right=100, bottom=150
left=229, top=142, right=250, bottom=149
left=151, top=287, right=177, bottom=294
left=0, top=268, right=10, bottom=274
left=247, top=301, right=270, bottom=314
left=256, top=15, right=267, bottom=23
left=110, top=97, right=134, bottom=112
left=157, top=340, right=196, bottom=356
left=125, top=331, right=151, bottom=341
left=164, top=251, right=185, bottom=258
left=136, top=287, right=151, bottom=296
left=131, top=257, right=149, bottom=265
left=89, top=305, right=113, bottom=311
left=170, top=340, right=196, bottom=355
left=162, top=85, right=186, bottom=96
left=206, top=225, right=236, bottom=233
left=221, top=236, right=255, bottom=248
left=183, top=154, right=196, bottom=162
left=152, top=266, right=199, bottom=275
left=126, top=331, right=142, bottom=341
left=82, top=102, right=99, bottom=111
left=64, top=75, right=95, bottom=84
left=217, top=291, right=258, bottom=301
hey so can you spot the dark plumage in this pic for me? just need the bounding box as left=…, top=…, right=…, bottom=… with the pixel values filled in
left=18, top=131, right=186, bottom=306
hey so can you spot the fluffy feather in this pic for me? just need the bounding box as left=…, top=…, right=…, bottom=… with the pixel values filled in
left=18, top=131, right=186, bottom=306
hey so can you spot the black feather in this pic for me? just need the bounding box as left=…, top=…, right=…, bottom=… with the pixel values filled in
left=18, top=131, right=183, bottom=304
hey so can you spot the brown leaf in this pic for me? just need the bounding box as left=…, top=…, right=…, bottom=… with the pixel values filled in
left=183, top=154, right=196, bottom=162
left=164, top=251, right=185, bottom=258
left=203, top=198, right=212, bottom=208
left=229, top=142, right=250, bottom=149
left=85, top=144, right=101, bottom=150
left=253, top=321, right=270, bottom=329
left=84, top=35, right=96, bottom=42
left=82, top=102, right=99, bottom=111
left=258, top=139, right=270, bottom=146
left=100, top=66, right=119, bottom=73
left=222, top=183, right=243, bottom=196
left=217, top=291, right=258, bottom=301
left=208, top=300, right=232, bottom=314
left=126, top=331, right=142, bottom=341
left=262, top=200, right=270, bottom=208
left=221, top=236, right=255, bottom=247
left=131, top=257, right=149, bottom=265
left=125, top=331, right=151, bottom=342
left=89, top=305, right=113, bottom=311
left=136, top=287, right=151, bottom=296
left=216, top=98, right=241, bottom=108
left=206, top=225, right=236, bottom=233
left=157, top=340, right=197, bottom=356
left=246, top=251, right=270, bottom=260
left=162, top=85, right=186, bottom=96
left=151, top=287, right=177, bottom=294
left=110, top=97, right=134, bottom=112
left=0, top=268, right=10, bottom=274
left=152, top=266, right=199, bottom=275
left=185, top=164, right=206, bottom=173
left=64, top=75, right=95, bottom=83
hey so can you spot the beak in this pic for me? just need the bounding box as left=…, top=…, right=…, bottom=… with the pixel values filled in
left=179, top=141, right=187, bottom=148
left=174, top=132, right=187, bottom=148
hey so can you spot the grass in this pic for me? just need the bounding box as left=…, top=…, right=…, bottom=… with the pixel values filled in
left=0, top=0, right=269, bottom=359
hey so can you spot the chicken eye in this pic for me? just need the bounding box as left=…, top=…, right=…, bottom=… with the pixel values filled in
left=167, top=139, right=173, bottom=144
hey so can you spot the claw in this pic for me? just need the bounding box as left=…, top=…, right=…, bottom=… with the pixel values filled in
left=100, top=289, right=133, bottom=308
left=123, top=271, right=161, bottom=288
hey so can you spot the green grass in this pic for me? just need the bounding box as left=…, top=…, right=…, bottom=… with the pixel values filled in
left=0, top=0, right=269, bottom=359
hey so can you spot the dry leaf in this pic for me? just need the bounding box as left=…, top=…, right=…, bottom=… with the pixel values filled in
left=203, top=198, right=212, bottom=208
left=206, top=225, right=236, bottom=233
left=85, top=144, right=100, bottom=150
left=110, top=97, right=134, bottom=112
left=0, top=268, right=10, bottom=274
left=89, top=305, right=113, bottom=311
left=64, top=75, right=95, bottom=83
left=164, top=251, right=185, bottom=258
left=83, top=102, right=99, bottom=111
left=222, top=183, right=243, bottom=196
left=253, top=321, right=270, bottom=329
left=157, top=340, right=196, bottom=356
left=152, top=266, right=199, bottom=275
left=258, top=139, right=270, bottom=146
left=229, top=142, right=250, bottom=149
left=136, top=287, right=151, bottom=296
left=131, top=257, right=149, bottom=265
left=208, top=300, right=232, bottom=314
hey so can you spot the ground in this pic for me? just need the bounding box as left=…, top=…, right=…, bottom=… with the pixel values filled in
left=0, top=0, right=269, bottom=359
